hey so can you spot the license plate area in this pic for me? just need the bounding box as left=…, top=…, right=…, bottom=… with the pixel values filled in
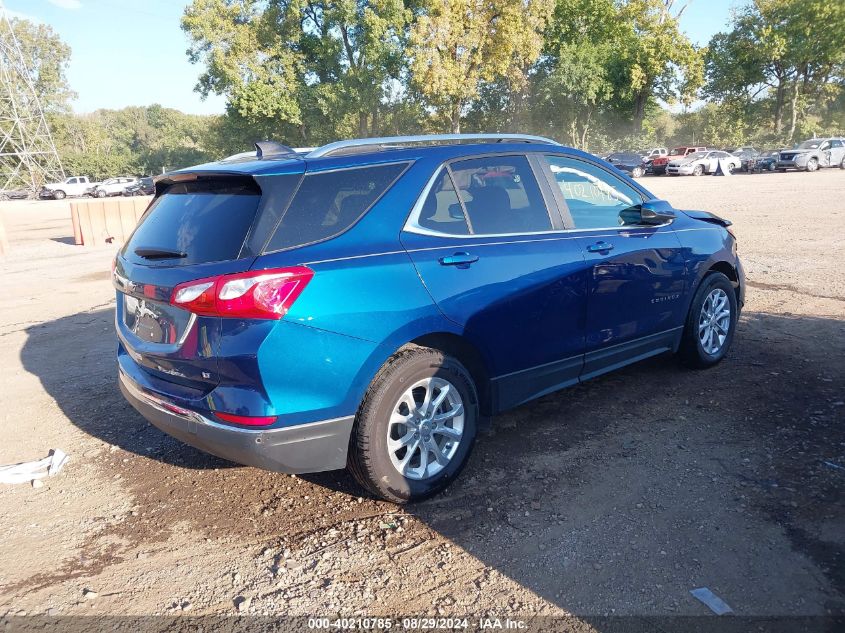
left=123, top=293, right=193, bottom=346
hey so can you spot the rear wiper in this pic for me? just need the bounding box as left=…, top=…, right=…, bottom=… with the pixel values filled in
left=134, top=247, right=187, bottom=259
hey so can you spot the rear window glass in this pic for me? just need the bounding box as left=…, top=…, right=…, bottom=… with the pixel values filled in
left=265, top=163, right=407, bottom=252
left=124, top=178, right=260, bottom=265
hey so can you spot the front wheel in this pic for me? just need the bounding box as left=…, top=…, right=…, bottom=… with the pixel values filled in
left=631, top=166, right=644, bottom=178
left=678, top=272, right=738, bottom=368
left=95, top=189, right=106, bottom=198
left=52, top=190, right=66, bottom=200
left=692, top=165, right=704, bottom=177
left=840, top=156, right=845, bottom=170
left=347, top=347, right=478, bottom=503
left=806, top=157, right=819, bottom=172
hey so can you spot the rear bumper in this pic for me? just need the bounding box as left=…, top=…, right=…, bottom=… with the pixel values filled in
left=119, top=369, right=354, bottom=473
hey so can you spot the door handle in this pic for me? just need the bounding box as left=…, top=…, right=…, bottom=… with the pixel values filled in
left=439, top=252, right=479, bottom=267
left=586, top=241, right=614, bottom=253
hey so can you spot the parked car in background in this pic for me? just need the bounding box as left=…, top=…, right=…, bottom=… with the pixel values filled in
left=605, top=151, right=648, bottom=178
left=776, top=138, right=845, bottom=172
left=122, top=177, right=155, bottom=196
left=0, top=188, right=31, bottom=200
left=40, top=176, right=98, bottom=200
left=641, top=147, right=668, bottom=159
left=731, top=148, right=759, bottom=170
left=114, top=134, right=744, bottom=503
left=651, top=146, right=707, bottom=175
left=91, top=177, right=138, bottom=198
left=667, top=150, right=741, bottom=176
left=745, top=149, right=781, bottom=172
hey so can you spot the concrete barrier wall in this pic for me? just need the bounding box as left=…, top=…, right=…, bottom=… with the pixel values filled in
left=70, top=196, right=152, bottom=246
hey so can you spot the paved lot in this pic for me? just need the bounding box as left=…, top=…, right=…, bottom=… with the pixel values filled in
left=0, top=171, right=843, bottom=624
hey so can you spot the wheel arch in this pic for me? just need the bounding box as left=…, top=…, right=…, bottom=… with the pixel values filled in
left=406, top=332, right=493, bottom=417
left=705, top=260, right=742, bottom=306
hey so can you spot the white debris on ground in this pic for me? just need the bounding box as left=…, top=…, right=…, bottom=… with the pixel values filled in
left=0, top=449, right=68, bottom=485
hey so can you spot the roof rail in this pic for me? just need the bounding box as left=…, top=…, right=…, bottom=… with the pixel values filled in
left=306, top=133, right=560, bottom=158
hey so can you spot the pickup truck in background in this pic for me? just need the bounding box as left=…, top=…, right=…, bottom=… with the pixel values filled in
left=40, top=176, right=100, bottom=200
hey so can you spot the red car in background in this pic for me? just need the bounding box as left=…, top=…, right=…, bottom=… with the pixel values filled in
left=650, top=146, right=707, bottom=175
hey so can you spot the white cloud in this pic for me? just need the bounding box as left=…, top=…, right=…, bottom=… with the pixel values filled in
left=48, top=0, right=83, bottom=9
left=3, top=8, right=41, bottom=22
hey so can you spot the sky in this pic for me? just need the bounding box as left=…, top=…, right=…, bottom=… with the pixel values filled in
left=5, top=0, right=741, bottom=117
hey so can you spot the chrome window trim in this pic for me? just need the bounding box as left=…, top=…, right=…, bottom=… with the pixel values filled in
left=404, top=150, right=669, bottom=238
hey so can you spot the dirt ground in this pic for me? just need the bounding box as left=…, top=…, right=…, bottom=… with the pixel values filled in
left=0, top=170, right=843, bottom=628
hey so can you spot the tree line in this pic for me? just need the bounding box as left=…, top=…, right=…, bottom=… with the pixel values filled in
left=3, top=0, right=843, bottom=181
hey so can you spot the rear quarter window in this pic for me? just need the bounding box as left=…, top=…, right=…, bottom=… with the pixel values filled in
left=264, top=162, right=408, bottom=252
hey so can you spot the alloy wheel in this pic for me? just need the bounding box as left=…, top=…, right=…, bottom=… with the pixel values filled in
left=386, top=377, right=465, bottom=481
left=698, top=288, right=731, bottom=355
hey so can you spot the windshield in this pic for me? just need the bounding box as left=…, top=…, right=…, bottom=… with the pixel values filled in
left=797, top=140, right=822, bottom=149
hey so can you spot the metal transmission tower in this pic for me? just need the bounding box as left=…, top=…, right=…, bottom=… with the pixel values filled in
left=0, top=3, right=64, bottom=191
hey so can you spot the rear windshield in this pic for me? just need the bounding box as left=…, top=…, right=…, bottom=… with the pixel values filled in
left=124, top=177, right=260, bottom=265
left=264, top=162, right=407, bottom=252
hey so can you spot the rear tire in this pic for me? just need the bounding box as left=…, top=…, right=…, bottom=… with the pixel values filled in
left=678, top=272, right=738, bottom=368
left=347, top=347, right=478, bottom=503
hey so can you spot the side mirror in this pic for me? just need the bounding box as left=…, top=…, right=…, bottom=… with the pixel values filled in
left=619, top=200, right=676, bottom=226
left=640, top=199, right=676, bottom=225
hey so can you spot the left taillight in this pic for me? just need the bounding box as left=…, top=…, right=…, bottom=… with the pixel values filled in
left=170, top=266, right=314, bottom=319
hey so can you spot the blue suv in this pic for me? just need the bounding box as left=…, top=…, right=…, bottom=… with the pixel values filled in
left=114, top=134, right=745, bottom=503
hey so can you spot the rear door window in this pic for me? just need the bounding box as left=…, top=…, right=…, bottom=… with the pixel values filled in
left=265, top=163, right=408, bottom=252
left=448, top=155, right=551, bottom=234
left=124, top=177, right=261, bottom=265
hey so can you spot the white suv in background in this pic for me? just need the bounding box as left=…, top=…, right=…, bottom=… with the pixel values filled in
left=91, top=177, right=138, bottom=198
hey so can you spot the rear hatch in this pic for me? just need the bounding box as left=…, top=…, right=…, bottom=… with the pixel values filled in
left=115, top=173, right=280, bottom=394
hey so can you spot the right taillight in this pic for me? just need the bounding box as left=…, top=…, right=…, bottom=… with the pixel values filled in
left=170, top=266, right=314, bottom=319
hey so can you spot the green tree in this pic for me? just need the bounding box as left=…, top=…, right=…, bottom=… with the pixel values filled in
left=615, top=0, right=704, bottom=132
left=407, top=0, right=553, bottom=133
left=2, top=18, right=75, bottom=113
left=704, top=0, right=845, bottom=140
left=182, top=0, right=411, bottom=144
